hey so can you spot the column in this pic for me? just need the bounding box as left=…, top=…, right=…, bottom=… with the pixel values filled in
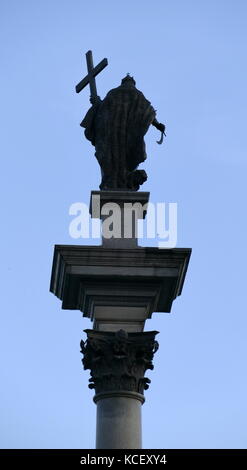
left=80, top=329, right=159, bottom=449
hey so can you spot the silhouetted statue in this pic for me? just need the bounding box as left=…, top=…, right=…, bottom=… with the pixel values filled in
left=76, top=52, right=165, bottom=190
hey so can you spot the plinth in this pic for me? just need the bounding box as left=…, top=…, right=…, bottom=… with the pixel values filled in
left=50, top=191, right=191, bottom=448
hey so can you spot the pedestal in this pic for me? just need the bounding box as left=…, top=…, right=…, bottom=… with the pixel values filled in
left=90, top=190, right=149, bottom=249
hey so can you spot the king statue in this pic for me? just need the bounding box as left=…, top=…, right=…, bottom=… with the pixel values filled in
left=76, top=51, right=165, bottom=191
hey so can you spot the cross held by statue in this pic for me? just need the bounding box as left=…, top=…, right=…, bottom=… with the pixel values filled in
left=75, top=50, right=108, bottom=102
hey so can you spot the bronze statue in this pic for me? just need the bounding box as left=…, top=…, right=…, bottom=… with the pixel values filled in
left=76, top=51, right=165, bottom=191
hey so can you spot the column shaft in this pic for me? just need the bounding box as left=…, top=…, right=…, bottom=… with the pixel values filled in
left=95, top=394, right=142, bottom=449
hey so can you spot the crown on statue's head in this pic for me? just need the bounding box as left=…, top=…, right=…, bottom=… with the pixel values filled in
left=121, top=73, right=136, bottom=86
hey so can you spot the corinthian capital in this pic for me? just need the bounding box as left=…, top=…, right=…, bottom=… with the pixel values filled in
left=80, top=329, right=159, bottom=397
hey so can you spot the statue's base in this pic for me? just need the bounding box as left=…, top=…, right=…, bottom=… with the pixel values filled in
left=50, top=189, right=191, bottom=331
left=90, top=190, right=149, bottom=249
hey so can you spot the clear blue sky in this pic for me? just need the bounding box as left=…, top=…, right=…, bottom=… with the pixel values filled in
left=1, top=0, right=247, bottom=448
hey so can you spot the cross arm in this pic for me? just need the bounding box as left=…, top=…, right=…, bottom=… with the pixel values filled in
left=75, top=57, right=108, bottom=94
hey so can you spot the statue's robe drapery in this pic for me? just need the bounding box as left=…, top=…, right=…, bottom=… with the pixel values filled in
left=81, top=83, right=156, bottom=189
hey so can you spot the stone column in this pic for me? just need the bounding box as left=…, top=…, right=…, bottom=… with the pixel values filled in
left=80, top=329, right=159, bottom=449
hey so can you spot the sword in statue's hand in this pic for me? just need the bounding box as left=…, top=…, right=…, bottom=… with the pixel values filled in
left=152, top=119, right=166, bottom=145
left=156, top=124, right=166, bottom=145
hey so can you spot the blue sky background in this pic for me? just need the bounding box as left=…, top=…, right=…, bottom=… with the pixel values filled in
left=1, top=0, right=247, bottom=448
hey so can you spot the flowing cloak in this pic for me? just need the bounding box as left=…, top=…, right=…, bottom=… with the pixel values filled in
left=80, top=84, right=156, bottom=188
